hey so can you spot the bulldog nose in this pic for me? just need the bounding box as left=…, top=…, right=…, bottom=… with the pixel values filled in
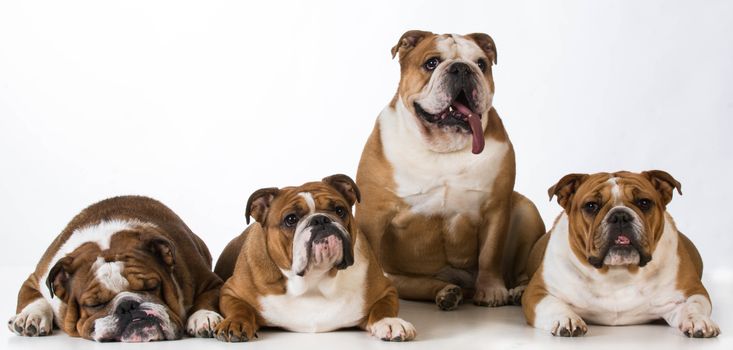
left=448, top=62, right=471, bottom=76
left=115, top=299, right=141, bottom=316
left=607, top=210, right=633, bottom=224
left=309, top=215, right=332, bottom=227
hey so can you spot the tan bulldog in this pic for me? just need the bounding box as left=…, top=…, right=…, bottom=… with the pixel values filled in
left=213, top=175, right=416, bottom=342
left=355, top=30, right=545, bottom=310
left=522, top=170, right=720, bottom=338
left=8, top=196, right=223, bottom=341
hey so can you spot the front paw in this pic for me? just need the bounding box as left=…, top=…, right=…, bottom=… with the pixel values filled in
left=214, top=317, right=257, bottom=342
left=473, top=281, right=509, bottom=307
left=8, top=300, right=53, bottom=337
left=435, top=284, right=463, bottom=311
left=186, top=309, right=223, bottom=338
left=549, top=315, right=587, bottom=337
left=369, top=317, right=416, bottom=342
left=679, top=313, right=720, bottom=338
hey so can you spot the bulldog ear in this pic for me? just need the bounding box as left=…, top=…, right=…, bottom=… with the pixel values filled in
left=642, top=170, right=682, bottom=205
left=246, top=187, right=280, bottom=225
left=145, top=236, right=176, bottom=267
left=322, top=174, right=361, bottom=206
left=46, top=256, right=73, bottom=300
left=466, top=32, right=497, bottom=65
left=391, top=30, right=433, bottom=59
left=548, top=173, right=589, bottom=210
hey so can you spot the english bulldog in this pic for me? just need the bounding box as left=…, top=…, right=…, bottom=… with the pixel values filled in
left=213, top=174, right=416, bottom=342
left=355, top=30, right=545, bottom=310
left=522, top=170, right=720, bottom=338
left=8, top=196, right=224, bottom=342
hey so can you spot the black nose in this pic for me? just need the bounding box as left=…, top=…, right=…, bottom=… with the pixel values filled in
left=115, top=299, right=141, bottom=316
left=607, top=210, right=633, bottom=224
left=448, top=62, right=471, bottom=76
left=308, top=215, right=332, bottom=227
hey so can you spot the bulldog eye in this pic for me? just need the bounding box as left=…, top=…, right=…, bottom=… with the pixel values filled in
left=83, top=302, right=107, bottom=310
left=583, top=202, right=600, bottom=215
left=424, top=57, right=440, bottom=71
left=334, top=206, right=347, bottom=219
left=636, top=198, right=653, bottom=212
left=283, top=214, right=299, bottom=227
left=477, top=58, right=487, bottom=72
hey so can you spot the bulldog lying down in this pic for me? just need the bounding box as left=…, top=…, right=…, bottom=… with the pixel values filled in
left=522, top=170, right=720, bottom=338
left=8, top=196, right=224, bottom=341
left=213, top=174, right=416, bottom=342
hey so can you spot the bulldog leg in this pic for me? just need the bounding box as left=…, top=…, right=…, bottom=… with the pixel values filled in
left=215, top=293, right=258, bottom=342
left=9, top=276, right=54, bottom=337
left=364, top=288, right=416, bottom=341
left=186, top=281, right=223, bottom=338
left=664, top=294, right=720, bottom=338
left=474, top=205, right=511, bottom=307
left=526, top=294, right=587, bottom=337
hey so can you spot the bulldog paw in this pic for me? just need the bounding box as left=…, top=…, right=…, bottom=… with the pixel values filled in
left=549, top=315, right=588, bottom=337
left=214, top=317, right=258, bottom=342
left=679, top=313, right=720, bottom=338
left=186, top=309, right=223, bottom=338
left=369, top=317, right=416, bottom=342
left=8, top=300, right=54, bottom=337
left=473, top=284, right=509, bottom=307
left=435, top=284, right=463, bottom=311
left=508, top=285, right=526, bottom=305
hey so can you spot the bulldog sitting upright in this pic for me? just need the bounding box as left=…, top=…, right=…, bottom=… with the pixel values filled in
left=213, top=174, right=416, bottom=342
left=8, top=196, right=223, bottom=341
left=356, top=30, right=545, bottom=310
left=522, top=170, right=720, bottom=338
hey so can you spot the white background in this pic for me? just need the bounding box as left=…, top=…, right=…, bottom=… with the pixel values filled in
left=1, top=1, right=732, bottom=349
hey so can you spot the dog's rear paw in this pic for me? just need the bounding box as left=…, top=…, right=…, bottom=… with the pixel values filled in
left=8, top=299, right=54, bottom=337
left=473, top=284, right=509, bottom=307
left=435, top=284, right=463, bottom=311
left=508, top=285, right=526, bottom=305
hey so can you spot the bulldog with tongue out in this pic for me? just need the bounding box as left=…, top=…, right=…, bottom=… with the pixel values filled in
left=355, top=30, right=545, bottom=310
left=213, top=175, right=415, bottom=342
left=522, top=170, right=719, bottom=338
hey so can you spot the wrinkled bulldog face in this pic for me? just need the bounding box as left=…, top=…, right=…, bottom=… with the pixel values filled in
left=548, top=170, right=682, bottom=269
left=246, top=174, right=361, bottom=277
left=46, top=226, right=184, bottom=342
left=391, top=30, right=497, bottom=154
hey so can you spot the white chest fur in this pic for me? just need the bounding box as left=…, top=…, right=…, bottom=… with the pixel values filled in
left=379, top=101, right=509, bottom=220
left=542, top=214, right=685, bottom=325
left=258, top=239, right=368, bottom=332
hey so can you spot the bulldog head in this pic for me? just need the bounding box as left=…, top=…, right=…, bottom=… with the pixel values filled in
left=46, top=223, right=185, bottom=342
left=548, top=170, right=682, bottom=270
left=391, top=30, right=497, bottom=154
left=245, top=174, right=360, bottom=277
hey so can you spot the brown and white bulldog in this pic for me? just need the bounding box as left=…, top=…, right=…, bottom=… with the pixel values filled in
left=355, top=30, right=545, bottom=310
left=8, top=196, right=224, bottom=342
left=213, top=175, right=416, bottom=342
left=522, top=170, right=720, bottom=338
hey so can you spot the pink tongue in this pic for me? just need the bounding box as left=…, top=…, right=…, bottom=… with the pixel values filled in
left=615, top=235, right=631, bottom=245
left=451, top=101, right=484, bottom=154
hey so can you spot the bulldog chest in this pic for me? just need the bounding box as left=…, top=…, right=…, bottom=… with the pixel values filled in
left=257, top=243, right=369, bottom=333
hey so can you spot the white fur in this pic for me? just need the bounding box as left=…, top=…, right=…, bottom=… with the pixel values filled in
left=8, top=298, right=54, bottom=336
left=258, top=238, right=368, bottom=333
left=186, top=309, right=223, bottom=337
left=298, top=192, right=316, bottom=213
left=380, top=100, right=509, bottom=220
left=92, top=291, right=178, bottom=342
left=368, top=317, right=417, bottom=341
left=38, top=219, right=148, bottom=321
left=607, top=177, right=621, bottom=204
left=535, top=213, right=717, bottom=333
left=93, top=257, right=129, bottom=293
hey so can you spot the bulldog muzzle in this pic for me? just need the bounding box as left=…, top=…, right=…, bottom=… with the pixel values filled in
left=293, top=214, right=354, bottom=276
left=588, top=207, right=652, bottom=268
